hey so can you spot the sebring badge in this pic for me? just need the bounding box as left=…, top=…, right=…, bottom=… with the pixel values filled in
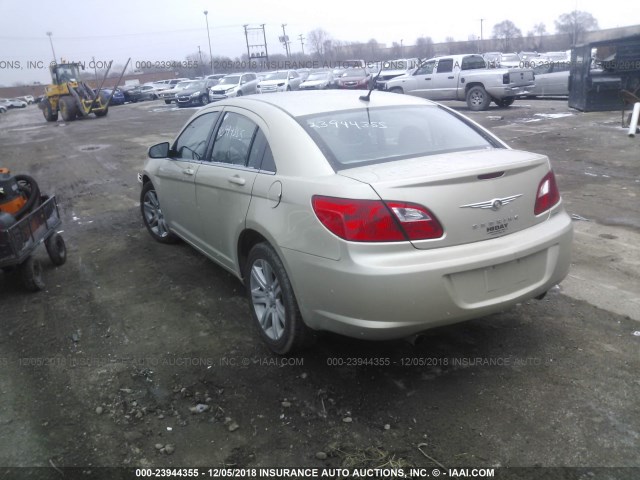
left=459, top=194, right=522, bottom=211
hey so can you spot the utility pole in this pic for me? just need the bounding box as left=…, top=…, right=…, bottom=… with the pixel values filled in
left=480, top=19, right=484, bottom=42
left=243, top=25, right=251, bottom=62
left=298, top=34, right=305, bottom=55
left=203, top=10, right=214, bottom=74
left=281, top=24, right=291, bottom=58
left=262, top=24, right=269, bottom=61
left=198, top=46, right=204, bottom=77
left=46, top=31, right=57, bottom=64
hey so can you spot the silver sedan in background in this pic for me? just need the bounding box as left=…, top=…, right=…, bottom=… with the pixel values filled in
left=139, top=91, right=573, bottom=354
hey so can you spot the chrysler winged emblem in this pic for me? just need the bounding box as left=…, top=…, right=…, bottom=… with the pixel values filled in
left=460, top=194, right=522, bottom=211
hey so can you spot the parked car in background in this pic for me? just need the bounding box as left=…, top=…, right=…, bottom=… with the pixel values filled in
left=176, top=79, right=219, bottom=107
left=158, top=80, right=194, bottom=104
left=17, top=95, right=35, bottom=104
left=153, top=78, right=188, bottom=88
left=299, top=70, right=334, bottom=90
left=385, top=54, right=535, bottom=110
left=121, top=84, right=159, bottom=102
left=140, top=84, right=163, bottom=100
left=297, top=69, right=311, bottom=82
left=0, top=104, right=6, bottom=114
left=257, top=70, right=302, bottom=93
left=2, top=98, right=27, bottom=108
left=335, top=68, right=372, bottom=89
left=204, top=74, right=226, bottom=85
left=374, top=58, right=420, bottom=89
left=526, top=59, right=570, bottom=97
left=97, top=88, right=126, bottom=105
left=139, top=90, right=573, bottom=354
left=209, top=73, right=259, bottom=100
left=484, top=52, right=521, bottom=69
left=0, top=99, right=11, bottom=111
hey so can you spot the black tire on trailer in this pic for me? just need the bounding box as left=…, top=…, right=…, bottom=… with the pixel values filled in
left=58, top=96, right=77, bottom=121
left=19, top=256, right=45, bottom=292
left=42, top=98, right=59, bottom=122
left=45, top=232, right=67, bottom=266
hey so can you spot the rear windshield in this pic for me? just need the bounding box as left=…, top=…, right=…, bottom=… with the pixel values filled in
left=299, top=105, right=498, bottom=169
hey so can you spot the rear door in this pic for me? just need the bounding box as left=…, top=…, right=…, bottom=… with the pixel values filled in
left=194, top=108, right=262, bottom=271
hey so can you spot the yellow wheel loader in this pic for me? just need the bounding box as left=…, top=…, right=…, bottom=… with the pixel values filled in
left=39, top=63, right=109, bottom=122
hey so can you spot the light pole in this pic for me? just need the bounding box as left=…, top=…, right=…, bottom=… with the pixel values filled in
left=46, top=31, right=57, bottom=64
left=203, top=10, right=214, bottom=74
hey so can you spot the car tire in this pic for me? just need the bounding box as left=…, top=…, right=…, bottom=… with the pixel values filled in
left=389, top=87, right=404, bottom=94
left=59, top=96, right=77, bottom=121
left=466, top=86, right=491, bottom=111
left=140, top=182, right=179, bottom=244
left=495, top=97, right=515, bottom=108
left=245, top=242, right=314, bottom=354
left=164, top=100, right=171, bottom=104
left=19, top=256, right=45, bottom=292
left=45, top=233, right=67, bottom=266
left=286, top=85, right=291, bottom=91
left=200, top=95, right=209, bottom=105
left=42, top=99, right=58, bottom=122
left=236, top=90, right=243, bottom=97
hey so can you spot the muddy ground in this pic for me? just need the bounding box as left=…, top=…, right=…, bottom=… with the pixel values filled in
left=0, top=97, right=638, bottom=478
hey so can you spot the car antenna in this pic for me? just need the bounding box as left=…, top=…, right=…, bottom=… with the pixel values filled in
left=359, top=64, right=384, bottom=102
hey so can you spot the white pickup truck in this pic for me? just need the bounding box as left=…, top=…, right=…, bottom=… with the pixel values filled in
left=384, top=54, right=535, bottom=110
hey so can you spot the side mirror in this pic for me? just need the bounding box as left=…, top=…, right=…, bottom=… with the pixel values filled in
left=148, top=142, right=170, bottom=159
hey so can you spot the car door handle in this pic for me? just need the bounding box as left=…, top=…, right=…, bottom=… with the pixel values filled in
left=425, top=78, right=431, bottom=80
left=182, top=168, right=195, bottom=176
left=447, top=76, right=454, bottom=79
left=228, top=175, right=246, bottom=186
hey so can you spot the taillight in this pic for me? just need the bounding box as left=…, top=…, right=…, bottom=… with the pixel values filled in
left=534, top=171, right=560, bottom=215
left=311, top=196, right=443, bottom=242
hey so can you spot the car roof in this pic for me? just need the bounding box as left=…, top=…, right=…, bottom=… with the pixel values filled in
left=203, top=90, right=436, bottom=118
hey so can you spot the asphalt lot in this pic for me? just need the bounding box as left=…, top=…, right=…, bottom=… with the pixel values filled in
left=0, top=95, right=639, bottom=477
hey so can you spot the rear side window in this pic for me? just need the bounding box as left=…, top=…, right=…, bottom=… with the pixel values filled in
left=211, top=112, right=258, bottom=166
left=299, top=105, right=498, bottom=169
left=247, top=129, right=276, bottom=172
left=461, top=55, right=487, bottom=70
left=436, top=59, right=453, bottom=73
left=173, top=112, right=220, bottom=160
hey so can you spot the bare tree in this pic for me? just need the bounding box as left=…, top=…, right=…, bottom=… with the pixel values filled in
left=367, top=39, right=380, bottom=59
left=527, top=23, right=547, bottom=50
left=412, top=36, right=434, bottom=59
left=308, top=28, right=331, bottom=58
left=492, top=20, right=522, bottom=51
left=555, top=10, right=599, bottom=46
left=390, top=41, right=402, bottom=58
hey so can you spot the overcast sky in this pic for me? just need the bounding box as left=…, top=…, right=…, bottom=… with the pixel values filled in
left=1, top=0, right=639, bottom=86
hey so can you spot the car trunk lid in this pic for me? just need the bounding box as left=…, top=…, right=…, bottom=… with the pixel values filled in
left=337, top=148, right=553, bottom=249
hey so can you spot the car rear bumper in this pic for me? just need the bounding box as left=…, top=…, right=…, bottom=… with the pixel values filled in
left=281, top=209, right=573, bottom=339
